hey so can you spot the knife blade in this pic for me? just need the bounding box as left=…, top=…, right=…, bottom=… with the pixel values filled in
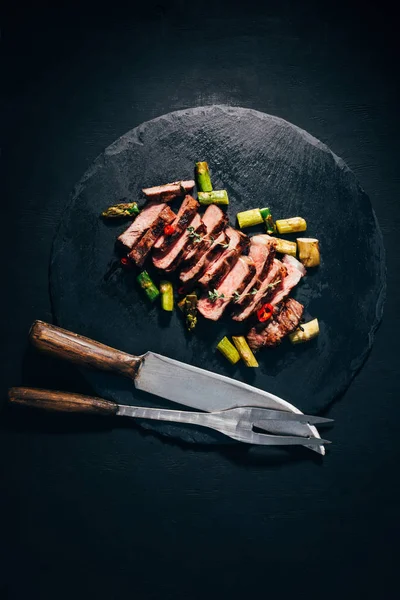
left=30, top=321, right=326, bottom=454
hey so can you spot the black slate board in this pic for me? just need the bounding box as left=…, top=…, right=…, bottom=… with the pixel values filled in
left=50, top=105, right=385, bottom=442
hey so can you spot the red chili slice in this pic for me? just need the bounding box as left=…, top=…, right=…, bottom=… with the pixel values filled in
left=120, top=257, right=133, bottom=269
left=257, top=302, right=274, bottom=323
left=164, top=224, right=175, bottom=236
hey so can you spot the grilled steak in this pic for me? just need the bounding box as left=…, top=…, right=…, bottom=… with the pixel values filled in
left=118, top=202, right=169, bottom=250
left=247, top=298, right=304, bottom=350
left=179, top=230, right=227, bottom=284
left=197, top=257, right=256, bottom=321
left=154, top=195, right=199, bottom=252
left=198, top=227, right=249, bottom=289
left=269, top=255, right=306, bottom=306
left=152, top=213, right=203, bottom=272
left=235, top=237, right=276, bottom=306
left=232, top=258, right=286, bottom=322
left=184, top=205, right=228, bottom=264
left=128, top=205, right=175, bottom=266
left=142, top=180, right=195, bottom=201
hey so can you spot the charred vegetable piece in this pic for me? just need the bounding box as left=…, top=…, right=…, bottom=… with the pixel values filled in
left=185, top=294, right=198, bottom=331
left=259, top=207, right=276, bottom=234
left=216, top=337, right=241, bottom=365
left=276, top=217, right=307, bottom=234
left=237, top=209, right=264, bottom=229
left=289, top=318, right=320, bottom=344
left=195, top=161, right=213, bottom=192
left=198, top=190, right=229, bottom=205
left=160, top=281, right=174, bottom=311
left=178, top=294, right=198, bottom=331
left=297, top=238, right=320, bottom=267
left=270, top=237, right=297, bottom=257
left=137, top=271, right=159, bottom=302
left=102, top=202, right=139, bottom=219
left=232, top=336, right=259, bottom=367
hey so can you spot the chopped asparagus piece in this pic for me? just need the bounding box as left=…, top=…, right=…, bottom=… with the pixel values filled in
left=216, top=336, right=241, bottom=365
left=259, top=207, right=276, bottom=234
left=297, top=238, right=320, bottom=267
left=160, top=280, right=174, bottom=311
left=232, top=336, right=259, bottom=367
left=270, top=237, right=297, bottom=257
left=184, top=294, right=198, bottom=331
left=237, top=209, right=264, bottom=229
left=276, top=217, right=307, bottom=234
left=101, top=202, right=139, bottom=218
left=137, top=271, right=160, bottom=302
left=195, top=161, right=213, bottom=192
left=289, top=319, right=320, bottom=344
left=198, top=190, right=229, bottom=205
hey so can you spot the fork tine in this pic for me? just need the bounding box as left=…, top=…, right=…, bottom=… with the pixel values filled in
left=246, top=408, right=333, bottom=425
left=244, top=431, right=331, bottom=446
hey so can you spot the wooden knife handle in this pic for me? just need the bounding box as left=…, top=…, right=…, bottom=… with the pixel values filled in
left=29, top=320, right=142, bottom=379
left=8, top=387, right=118, bottom=416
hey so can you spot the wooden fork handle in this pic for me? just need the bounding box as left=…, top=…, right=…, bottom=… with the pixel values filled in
left=29, top=320, right=142, bottom=379
left=8, top=387, right=118, bottom=416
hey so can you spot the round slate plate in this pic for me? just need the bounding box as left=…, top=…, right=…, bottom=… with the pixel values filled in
left=50, top=105, right=385, bottom=443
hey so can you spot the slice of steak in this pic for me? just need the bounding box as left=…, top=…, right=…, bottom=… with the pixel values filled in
left=198, top=257, right=256, bottom=321
left=232, top=258, right=287, bottom=322
left=247, top=298, right=304, bottom=350
left=154, top=195, right=199, bottom=251
left=235, top=237, right=276, bottom=306
left=179, top=230, right=227, bottom=284
left=198, top=227, right=250, bottom=289
left=269, top=255, right=306, bottom=306
left=128, top=205, right=175, bottom=266
left=184, top=204, right=228, bottom=264
left=142, top=180, right=195, bottom=201
left=118, top=202, right=168, bottom=250
left=153, top=213, right=203, bottom=272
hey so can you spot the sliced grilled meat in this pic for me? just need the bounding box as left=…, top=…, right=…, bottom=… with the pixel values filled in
left=197, top=257, right=256, bottom=321
left=118, top=202, right=169, bottom=250
left=154, top=195, right=199, bottom=252
left=235, top=237, right=276, bottom=306
left=247, top=298, right=304, bottom=350
left=128, top=205, right=175, bottom=266
left=198, top=227, right=249, bottom=289
left=269, top=255, right=306, bottom=306
left=179, top=230, right=227, bottom=284
left=153, top=213, right=203, bottom=272
left=184, top=204, right=228, bottom=264
left=232, top=259, right=287, bottom=322
left=142, top=180, right=195, bottom=201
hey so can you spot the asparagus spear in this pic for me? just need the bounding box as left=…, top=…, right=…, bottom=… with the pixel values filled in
left=237, top=207, right=274, bottom=229
left=289, top=319, right=320, bottom=344
left=232, top=336, right=259, bottom=367
left=297, top=238, right=320, bottom=267
left=216, top=337, right=241, bottom=365
left=178, top=293, right=198, bottom=330
left=270, top=237, right=297, bottom=257
left=137, top=271, right=160, bottom=302
left=198, top=190, right=229, bottom=205
left=195, top=162, right=213, bottom=192
left=276, top=217, right=307, bottom=234
left=160, top=281, right=174, bottom=311
left=259, top=207, right=276, bottom=234
left=101, top=202, right=139, bottom=219
left=237, top=209, right=264, bottom=229
left=184, top=294, right=198, bottom=331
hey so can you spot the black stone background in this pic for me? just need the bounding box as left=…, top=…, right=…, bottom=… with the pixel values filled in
left=1, top=1, right=399, bottom=599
